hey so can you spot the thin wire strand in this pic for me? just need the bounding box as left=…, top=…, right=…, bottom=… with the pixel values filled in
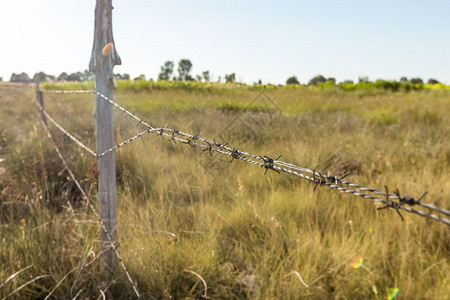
left=39, top=108, right=97, bottom=157
left=41, top=89, right=95, bottom=94
left=97, top=127, right=162, bottom=158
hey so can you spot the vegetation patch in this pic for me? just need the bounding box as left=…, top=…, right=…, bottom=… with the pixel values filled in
left=1, top=85, right=449, bottom=299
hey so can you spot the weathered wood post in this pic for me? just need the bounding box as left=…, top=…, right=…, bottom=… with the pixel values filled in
left=89, top=0, right=121, bottom=270
left=35, top=83, right=46, bottom=125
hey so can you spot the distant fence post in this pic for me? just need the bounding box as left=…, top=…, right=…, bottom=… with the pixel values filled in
left=35, top=83, right=46, bottom=125
left=89, top=0, right=121, bottom=271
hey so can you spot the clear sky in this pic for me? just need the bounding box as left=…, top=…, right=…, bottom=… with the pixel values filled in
left=1, top=0, right=449, bottom=84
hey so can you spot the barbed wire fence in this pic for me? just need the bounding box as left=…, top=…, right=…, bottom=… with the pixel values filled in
left=39, top=88, right=450, bottom=227
left=1, top=83, right=446, bottom=299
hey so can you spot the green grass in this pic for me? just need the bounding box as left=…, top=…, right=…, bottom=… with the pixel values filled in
left=1, top=83, right=449, bottom=299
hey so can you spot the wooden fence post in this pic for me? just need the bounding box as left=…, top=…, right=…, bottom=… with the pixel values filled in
left=89, top=0, right=121, bottom=270
left=35, top=83, right=46, bottom=125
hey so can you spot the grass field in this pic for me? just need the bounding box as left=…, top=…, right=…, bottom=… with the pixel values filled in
left=0, top=82, right=449, bottom=299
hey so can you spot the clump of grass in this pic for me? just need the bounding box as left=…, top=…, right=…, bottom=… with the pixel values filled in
left=217, top=101, right=279, bottom=113
left=369, top=109, right=397, bottom=125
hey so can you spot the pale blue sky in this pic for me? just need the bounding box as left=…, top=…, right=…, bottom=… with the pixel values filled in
left=1, top=0, right=449, bottom=84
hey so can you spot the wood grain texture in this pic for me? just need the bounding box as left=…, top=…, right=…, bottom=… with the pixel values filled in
left=89, top=0, right=120, bottom=271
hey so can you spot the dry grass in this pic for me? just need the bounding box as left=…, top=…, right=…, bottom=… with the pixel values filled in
left=0, top=83, right=449, bottom=299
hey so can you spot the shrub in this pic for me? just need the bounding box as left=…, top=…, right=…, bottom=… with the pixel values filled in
left=410, top=77, right=423, bottom=84
left=308, top=75, right=326, bottom=85
left=427, top=78, right=440, bottom=84
left=286, top=76, right=300, bottom=85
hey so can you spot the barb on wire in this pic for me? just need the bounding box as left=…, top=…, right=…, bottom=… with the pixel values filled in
left=394, top=189, right=428, bottom=206
left=312, top=169, right=327, bottom=192
left=92, top=89, right=450, bottom=227
left=260, top=155, right=281, bottom=175
left=324, top=171, right=352, bottom=185
left=229, top=148, right=242, bottom=163
left=35, top=96, right=141, bottom=299
left=158, top=125, right=168, bottom=140
left=213, top=138, right=228, bottom=149
left=377, top=186, right=405, bottom=221
left=202, top=140, right=214, bottom=156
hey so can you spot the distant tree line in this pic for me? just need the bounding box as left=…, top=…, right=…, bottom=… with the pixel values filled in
left=8, top=69, right=131, bottom=83
left=286, top=74, right=441, bottom=86
left=5, top=61, right=442, bottom=88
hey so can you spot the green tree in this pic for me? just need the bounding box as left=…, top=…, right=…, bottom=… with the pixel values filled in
left=341, top=80, right=354, bottom=84
left=81, top=69, right=94, bottom=81
left=400, top=77, right=408, bottom=82
left=10, top=72, right=31, bottom=83
left=134, top=74, right=146, bottom=81
left=358, top=76, right=370, bottom=83
left=225, top=73, right=236, bottom=83
left=410, top=78, right=423, bottom=84
left=427, top=78, right=439, bottom=84
left=58, top=72, right=68, bottom=81
left=158, top=61, right=174, bottom=81
left=308, top=75, right=326, bottom=85
left=67, top=72, right=83, bottom=81
left=33, top=72, right=49, bottom=83
left=327, top=77, right=336, bottom=84
left=202, top=71, right=210, bottom=82
left=286, top=76, right=300, bottom=85
left=178, top=59, right=193, bottom=81
left=114, top=73, right=131, bottom=80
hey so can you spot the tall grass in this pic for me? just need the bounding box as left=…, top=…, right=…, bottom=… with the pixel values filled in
left=1, top=83, right=449, bottom=299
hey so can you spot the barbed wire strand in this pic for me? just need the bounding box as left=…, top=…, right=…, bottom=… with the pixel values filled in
left=34, top=96, right=141, bottom=299
left=93, top=90, right=450, bottom=225
left=274, top=161, right=450, bottom=216
left=97, top=127, right=164, bottom=158
left=36, top=95, right=163, bottom=161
